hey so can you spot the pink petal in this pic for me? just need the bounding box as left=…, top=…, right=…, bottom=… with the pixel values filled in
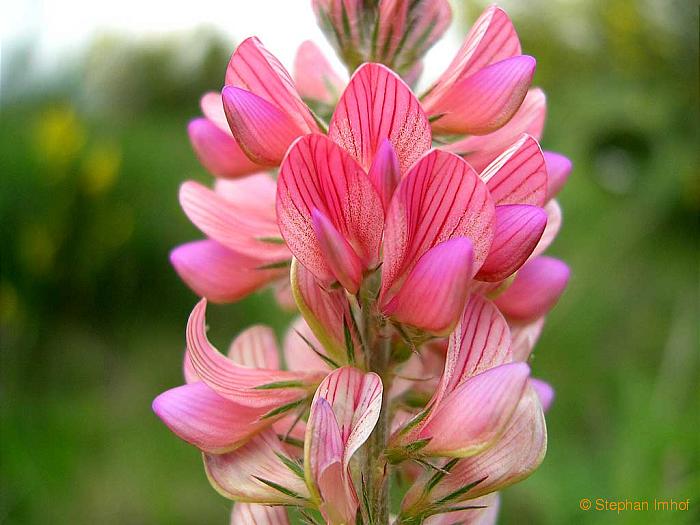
left=423, top=6, right=521, bottom=110
left=494, top=256, right=570, bottom=321
left=383, top=238, right=474, bottom=334
left=544, top=151, right=572, bottom=200
left=170, top=241, right=283, bottom=303
left=293, top=40, right=345, bottom=105
left=476, top=205, right=547, bottom=282
left=312, top=208, right=364, bottom=294
left=425, top=493, right=500, bottom=525
left=200, top=92, right=231, bottom=132
left=205, top=430, right=310, bottom=504
left=283, top=317, right=332, bottom=372
left=186, top=299, right=323, bottom=408
left=428, top=56, right=536, bottom=135
left=230, top=503, right=290, bottom=525
left=509, top=317, right=545, bottom=362
left=276, top=134, right=384, bottom=284
left=225, top=37, right=318, bottom=134
left=227, top=325, right=280, bottom=370
left=179, top=180, right=290, bottom=262
left=153, top=382, right=268, bottom=453
left=419, top=363, right=530, bottom=457
left=188, top=118, right=261, bottom=179
left=481, top=134, right=547, bottom=206
left=367, top=139, right=401, bottom=210
left=213, top=173, right=278, bottom=222
left=328, top=63, right=431, bottom=173
left=449, top=88, right=546, bottom=172
left=530, top=378, right=554, bottom=412
left=530, top=199, right=562, bottom=259
left=381, top=149, right=495, bottom=300
left=222, top=87, right=306, bottom=166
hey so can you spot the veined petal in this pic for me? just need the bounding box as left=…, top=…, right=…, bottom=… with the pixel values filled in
left=509, top=317, right=545, bottom=362
left=225, top=37, right=318, bottom=133
left=544, top=151, right=572, bottom=200
left=494, top=256, right=569, bottom=321
left=449, top=88, right=546, bottom=172
left=228, top=325, right=280, bottom=370
left=205, top=430, right=310, bottom=505
left=383, top=238, right=474, bottom=335
left=530, top=378, right=554, bottom=412
left=186, top=299, right=323, bottom=408
left=381, top=149, right=495, bottom=300
left=476, top=205, right=547, bottom=282
left=179, top=180, right=289, bottom=262
left=423, top=6, right=521, bottom=109
left=480, top=134, right=547, bottom=206
left=222, top=87, right=306, bottom=166
left=425, top=493, right=500, bottom=525
left=277, top=134, right=384, bottom=284
left=418, top=363, right=530, bottom=457
left=428, top=56, right=536, bottom=135
left=153, top=382, right=268, bottom=453
left=283, top=317, right=333, bottom=372
left=188, top=118, right=261, bottom=179
left=230, top=503, right=290, bottom=525
left=293, top=40, right=345, bottom=105
left=530, top=199, right=562, bottom=259
left=329, top=63, right=431, bottom=173
left=170, top=241, right=283, bottom=304
left=312, top=208, right=363, bottom=294
left=367, top=139, right=401, bottom=211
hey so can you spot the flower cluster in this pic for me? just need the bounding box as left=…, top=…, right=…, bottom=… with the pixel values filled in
left=154, top=2, right=572, bottom=524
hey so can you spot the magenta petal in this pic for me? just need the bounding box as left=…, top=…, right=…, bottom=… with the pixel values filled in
left=476, top=205, right=547, bottom=282
left=153, top=382, right=266, bottom=453
left=188, top=118, right=261, bottom=179
left=383, top=238, right=474, bottom=335
left=494, top=256, right=570, bottom=321
left=429, top=56, right=536, bottom=135
left=311, top=208, right=363, bottom=294
left=367, top=139, right=401, bottom=210
left=481, top=134, right=547, bottom=206
left=170, top=241, right=282, bottom=303
left=329, top=63, right=431, bottom=173
left=544, top=151, right=572, bottom=200
left=530, top=378, right=554, bottom=412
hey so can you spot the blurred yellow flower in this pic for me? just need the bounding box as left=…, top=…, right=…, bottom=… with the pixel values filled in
left=33, top=105, right=86, bottom=179
left=81, top=140, right=122, bottom=196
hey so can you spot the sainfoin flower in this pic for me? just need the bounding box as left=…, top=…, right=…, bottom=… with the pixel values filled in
left=155, top=2, right=572, bottom=524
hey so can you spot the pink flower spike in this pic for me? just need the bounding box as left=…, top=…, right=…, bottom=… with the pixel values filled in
left=329, top=63, right=432, bottom=173
left=428, top=56, right=536, bottom=135
left=225, top=37, right=319, bottom=134
left=481, top=134, right=547, bottom=206
left=476, top=205, right=547, bottom=282
left=311, top=208, right=364, bottom=294
left=294, top=40, right=345, bottom=105
left=383, top=238, right=474, bottom=335
left=494, top=256, right=570, bottom=321
left=170, top=241, right=283, bottom=304
left=367, top=139, right=401, bottom=210
left=230, top=503, right=289, bottom=525
left=188, top=118, right=261, bottom=179
left=152, top=382, right=269, bottom=453
left=544, top=151, right=573, bottom=200
left=277, top=134, right=384, bottom=285
left=530, top=378, right=555, bottom=412
left=222, top=87, right=306, bottom=166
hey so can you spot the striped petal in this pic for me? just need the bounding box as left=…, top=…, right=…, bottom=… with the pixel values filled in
left=381, top=149, right=495, bottom=301
left=293, top=40, right=345, bottom=106
left=544, top=151, right=572, bottom=200
left=170, top=241, right=284, bottom=304
left=228, top=326, right=280, bottom=370
left=225, top=37, right=318, bottom=134
left=383, top=238, right=474, bottom=335
left=329, top=63, right=431, bottom=173
left=205, top=430, right=310, bottom=505
left=476, top=205, right=547, bottom=282
left=152, top=382, right=269, bottom=453
left=428, top=56, right=536, bottom=135
left=222, top=87, right=306, bottom=166
left=494, top=256, right=570, bottom=321
left=230, top=503, right=290, bottom=525
left=186, top=299, right=323, bottom=408
left=312, top=208, right=364, bottom=294
left=480, top=134, right=547, bottom=206
left=188, top=118, right=261, bottom=178
left=277, top=134, right=384, bottom=284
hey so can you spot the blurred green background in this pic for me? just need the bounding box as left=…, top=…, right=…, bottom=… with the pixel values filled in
left=1, top=0, right=698, bottom=523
